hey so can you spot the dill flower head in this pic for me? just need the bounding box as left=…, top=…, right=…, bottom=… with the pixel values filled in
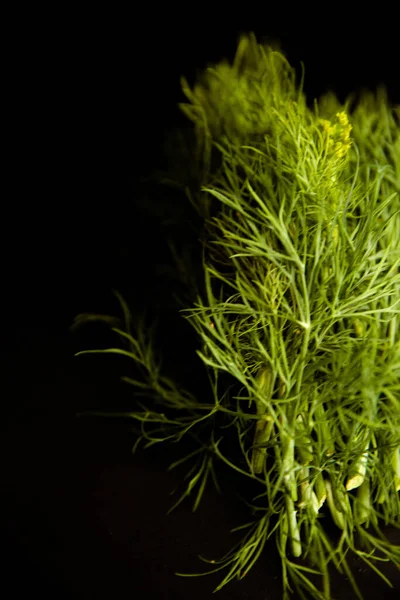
left=319, top=111, right=353, bottom=159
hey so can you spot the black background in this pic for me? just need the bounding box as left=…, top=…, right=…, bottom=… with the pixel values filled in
left=3, top=7, right=400, bottom=599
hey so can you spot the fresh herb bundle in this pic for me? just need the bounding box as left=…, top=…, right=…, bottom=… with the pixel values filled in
left=74, top=34, right=400, bottom=599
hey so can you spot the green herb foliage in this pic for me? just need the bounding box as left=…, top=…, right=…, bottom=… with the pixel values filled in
left=73, top=34, right=400, bottom=600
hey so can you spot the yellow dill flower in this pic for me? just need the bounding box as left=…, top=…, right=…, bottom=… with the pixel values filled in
left=336, top=141, right=352, bottom=158
left=336, top=111, right=349, bottom=125
left=318, top=118, right=336, bottom=136
left=342, top=128, right=351, bottom=141
left=335, top=112, right=352, bottom=154
left=318, top=112, right=353, bottom=159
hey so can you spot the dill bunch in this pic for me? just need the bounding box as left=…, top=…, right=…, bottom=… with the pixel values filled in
left=73, top=33, right=400, bottom=600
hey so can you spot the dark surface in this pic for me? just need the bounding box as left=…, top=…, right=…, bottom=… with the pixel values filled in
left=3, top=10, right=400, bottom=599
